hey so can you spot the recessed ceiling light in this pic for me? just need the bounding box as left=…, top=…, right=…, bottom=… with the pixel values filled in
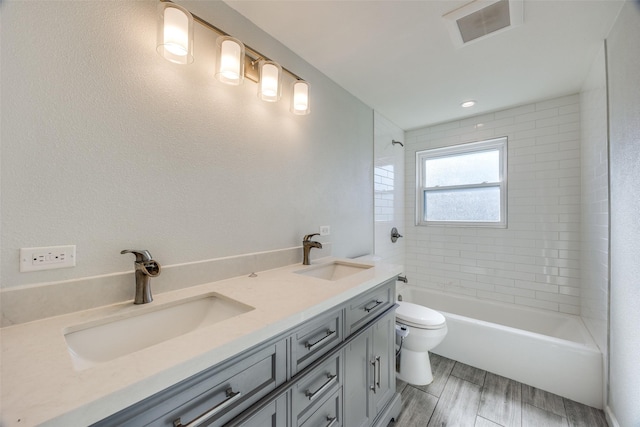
left=461, top=100, right=476, bottom=108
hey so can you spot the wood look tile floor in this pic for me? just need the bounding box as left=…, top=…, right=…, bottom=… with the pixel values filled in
left=389, top=354, right=608, bottom=427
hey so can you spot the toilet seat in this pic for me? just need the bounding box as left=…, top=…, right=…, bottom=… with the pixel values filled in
left=396, top=301, right=446, bottom=330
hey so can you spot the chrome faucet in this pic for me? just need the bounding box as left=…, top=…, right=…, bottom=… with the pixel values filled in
left=302, top=233, right=322, bottom=265
left=121, top=249, right=162, bottom=304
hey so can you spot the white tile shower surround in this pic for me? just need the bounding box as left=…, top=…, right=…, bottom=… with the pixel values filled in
left=374, top=111, right=406, bottom=266
left=405, top=95, right=583, bottom=315
left=389, top=354, right=608, bottom=427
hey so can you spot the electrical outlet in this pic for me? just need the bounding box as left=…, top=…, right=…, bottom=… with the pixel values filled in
left=20, top=245, right=76, bottom=272
left=319, top=225, right=330, bottom=236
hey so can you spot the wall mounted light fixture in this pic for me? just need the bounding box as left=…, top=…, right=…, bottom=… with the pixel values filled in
left=156, top=1, right=310, bottom=114
left=156, top=2, right=194, bottom=64
left=215, top=36, right=245, bottom=86
left=258, top=60, right=282, bottom=102
left=291, top=80, right=311, bottom=115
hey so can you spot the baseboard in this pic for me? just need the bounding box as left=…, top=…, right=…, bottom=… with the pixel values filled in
left=605, top=405, right=620, bottom=427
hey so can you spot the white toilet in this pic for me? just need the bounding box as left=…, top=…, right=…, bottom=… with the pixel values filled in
left=395, top=301, right=448, bottom=386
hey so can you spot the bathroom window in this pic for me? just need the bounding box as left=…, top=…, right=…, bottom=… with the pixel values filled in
left=416, top=137, right=507, bottom=227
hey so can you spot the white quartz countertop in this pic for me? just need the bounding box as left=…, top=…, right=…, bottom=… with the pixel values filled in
left=0, top=257, right=401, bottom=426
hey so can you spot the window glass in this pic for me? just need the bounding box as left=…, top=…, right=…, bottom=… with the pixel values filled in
left=424, top=150, right=500, bottom=187
left=416, top=137, right=507, bottom=227
left=424, top=187, right=501, bottom=222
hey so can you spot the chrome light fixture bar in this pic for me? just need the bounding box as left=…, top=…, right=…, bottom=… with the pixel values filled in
left=157, top=0, right=309, bottom=113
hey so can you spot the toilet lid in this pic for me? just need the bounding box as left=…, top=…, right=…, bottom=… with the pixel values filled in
left=396, top=301, right=446, bottom=329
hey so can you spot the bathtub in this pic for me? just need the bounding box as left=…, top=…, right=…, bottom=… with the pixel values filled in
left=397, top=285, right=603, bottom=409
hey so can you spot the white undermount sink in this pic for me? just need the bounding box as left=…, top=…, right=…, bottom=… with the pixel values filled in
left=295, top=261, right=373, bottom=281
left=64, top=294, right=254, bottom=370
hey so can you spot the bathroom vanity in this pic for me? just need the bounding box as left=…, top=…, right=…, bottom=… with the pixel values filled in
left=0, top=258, right=402, bottom=427
left=94, top=278, right=399, bottom=427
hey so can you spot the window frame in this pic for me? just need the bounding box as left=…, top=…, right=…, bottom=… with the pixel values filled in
left=415, top=137, right=508, bottom=228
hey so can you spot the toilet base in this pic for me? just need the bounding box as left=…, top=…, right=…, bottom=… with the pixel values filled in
left=396, top=348, right=434, bottom=386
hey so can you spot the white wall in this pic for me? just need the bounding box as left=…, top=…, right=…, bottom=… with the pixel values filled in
left=606, top=1, right=640, bottom=425
left=579, top=44, right=609, bottom=402
left=405, top=95, right=582, bottom=314
left=373, top=112, right=405, bottom=266
left=0, top=1, right=374, bottom=290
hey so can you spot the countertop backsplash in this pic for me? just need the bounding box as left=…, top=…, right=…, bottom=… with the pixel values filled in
left=1, top=244, right=332, bottom=327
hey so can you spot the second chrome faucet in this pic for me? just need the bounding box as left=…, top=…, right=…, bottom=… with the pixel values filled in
left=121, top=249, right=161, bottom=304
left=302, top=233, right=322, bottom=265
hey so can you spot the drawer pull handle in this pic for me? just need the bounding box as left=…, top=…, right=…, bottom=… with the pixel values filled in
left=305, top=373, right=337, bottom=401
left=173, top=388, right=242, bottom=427
left=364, top=299, right=383, bottom=313
left=326, top=416, right=338, bottom=427
left=305, top=329, right=336, bottom=350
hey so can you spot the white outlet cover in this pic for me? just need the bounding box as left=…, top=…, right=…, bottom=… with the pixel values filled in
left=20, top=245, right=76, bottom=272
left=320, top=225, right=330, bottom=236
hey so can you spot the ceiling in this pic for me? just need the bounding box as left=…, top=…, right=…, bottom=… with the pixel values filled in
left=224, top=0, right=624, bottom=130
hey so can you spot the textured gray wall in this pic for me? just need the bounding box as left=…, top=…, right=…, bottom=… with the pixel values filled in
left=607, top=1, right=640, bottom=425
left=0, top=1, right=374, bottom=289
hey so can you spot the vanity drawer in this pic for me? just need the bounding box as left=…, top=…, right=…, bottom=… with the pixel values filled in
left=292, top=352, right=342, bottom=422
left=345, top=279, right=395, bottom=335
left=291, top=308, right=343, bottom=374
left=92, top=339, right=286, bottom=427
left=226, top=392, right=289, bottom=427
left=298, top=388, right=343, bottom=427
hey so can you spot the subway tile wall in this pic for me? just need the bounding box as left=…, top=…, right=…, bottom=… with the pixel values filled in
left=374, top=111, right=405, bottom=265
left=404, top=95, right=581, bottom=314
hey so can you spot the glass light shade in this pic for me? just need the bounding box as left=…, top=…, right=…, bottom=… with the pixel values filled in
left=291, top=80, right=310, bottom=115
left=156, top=3, right=194, bottom=65
left=258, top=61, right=282, bottom=102
left=215, top=36, right=245, bottom=85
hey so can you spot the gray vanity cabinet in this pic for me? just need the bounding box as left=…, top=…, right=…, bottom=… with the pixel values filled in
left=94, top=278, right=399, bottom=427
left=344, top=308, right=396, bottom=427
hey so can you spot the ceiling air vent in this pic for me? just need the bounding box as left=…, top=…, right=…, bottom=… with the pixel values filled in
left=443, top=0, right=524, bottom=47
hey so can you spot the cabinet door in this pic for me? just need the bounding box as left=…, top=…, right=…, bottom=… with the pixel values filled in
left=343, top=330, right=372, bottom=427
left=370, top=310, right=396, bottom=417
